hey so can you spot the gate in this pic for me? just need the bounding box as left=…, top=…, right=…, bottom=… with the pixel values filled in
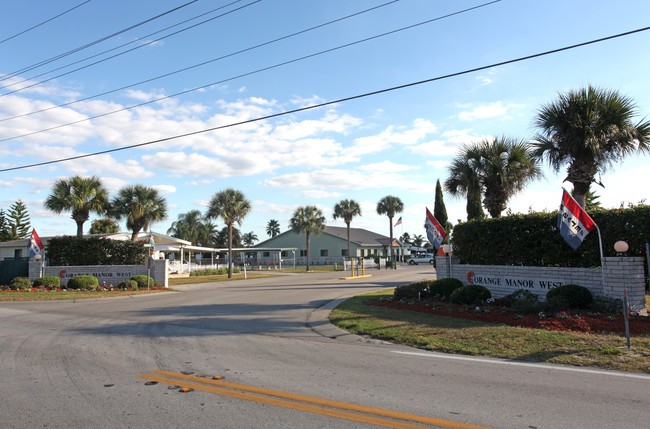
left=0, top=257, right=29, bottom=285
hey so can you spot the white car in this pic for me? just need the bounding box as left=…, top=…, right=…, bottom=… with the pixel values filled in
left=407, top=254, right=434, bottom=265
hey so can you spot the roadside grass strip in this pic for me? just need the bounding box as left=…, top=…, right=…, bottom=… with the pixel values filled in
left=140, top=370, right=491, bottom=429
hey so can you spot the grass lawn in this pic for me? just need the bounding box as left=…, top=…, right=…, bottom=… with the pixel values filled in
left=330, top=290, right=650, bottom=374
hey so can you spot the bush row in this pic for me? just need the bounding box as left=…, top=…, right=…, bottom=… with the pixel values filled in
left=6, top=274, right=157, bottom=290
left=189, top=267, right=241, bottom=276
left=394, top=280, right=623, bottom=314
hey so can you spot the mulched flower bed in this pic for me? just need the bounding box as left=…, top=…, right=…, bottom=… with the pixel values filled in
left=370, top=300, right=650, bottom=335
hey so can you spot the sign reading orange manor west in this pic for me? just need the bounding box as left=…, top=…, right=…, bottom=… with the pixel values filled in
left=466, top=271, right=565, bottom=291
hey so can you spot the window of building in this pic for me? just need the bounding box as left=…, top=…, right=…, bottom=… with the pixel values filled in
left=281, top=250, right=288, bottom=257
left=341, top=249, right=348, bottom=257
left=263, top=251, right=270, bottom=257
left=300, top=250, right=307, bottom=257
left=14, top=249, right=22, bottom=258
left=320, top=249, right=328, bottom=257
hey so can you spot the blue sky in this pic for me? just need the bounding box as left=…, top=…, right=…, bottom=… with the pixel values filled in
left=1, top=0, right=649, bottom=243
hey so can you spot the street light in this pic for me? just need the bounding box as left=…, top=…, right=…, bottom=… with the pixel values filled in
left=34, top=253, right=43, bottom=277
left=614, top=240, right=629, bottom=256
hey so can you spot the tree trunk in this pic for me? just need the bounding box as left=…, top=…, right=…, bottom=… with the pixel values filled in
left=346, top=222, right=351, bottom=263
left=227, top=223, right=233, bottom=278
left=76, top=221, right=84, bottom=239
left=571, top=181, right=590, bottom=208
left=388, top=217, right=394, bottom=267
left=305, top=232, right=311, bottom=272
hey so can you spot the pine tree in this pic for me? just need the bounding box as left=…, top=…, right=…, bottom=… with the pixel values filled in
left=6, top=200, right=31, bottom=240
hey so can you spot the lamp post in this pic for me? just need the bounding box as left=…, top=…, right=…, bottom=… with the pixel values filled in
left=34, top=253, right=43, bottom=278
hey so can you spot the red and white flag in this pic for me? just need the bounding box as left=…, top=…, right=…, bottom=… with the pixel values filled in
left=29, top=229, right=44, bottom=258
left=557, top=189, right=596, bottom=250
left=394, top=216, right=402, bottom=227
left=425, top=208, right=447, bottom=251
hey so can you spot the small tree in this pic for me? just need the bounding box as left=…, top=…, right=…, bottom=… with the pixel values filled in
left=90, top=218, right=120, bottom=234
left=333, top=199, right=362, bottom=262
left=376, top=195, right=404, bottom=266
left=266, top=219, right=280, bottom=237
left=0, top=209, right=10, bottom=242
left=290, top=206, right=326, bottom=272
left=433, top=179, right=452, bottom=243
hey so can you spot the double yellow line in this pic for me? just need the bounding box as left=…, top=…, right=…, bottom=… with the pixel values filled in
left=140, top=370, right=491, bottom=429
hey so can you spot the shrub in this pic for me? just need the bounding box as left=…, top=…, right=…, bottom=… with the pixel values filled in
left=545, top=284, right=593, bottom=309
left=47, top=236, right=147, bottom=266
left=429, top=278, right=464, bottom=301
left=590, top=296, right=624, bottom=315
left=450, top=284, right=492, bottom=305
left=190, top=268, right=228, bottom=276
left=33, top=276, right=61, bottom=288
left=500, top=289, right=542, bottom=314
left=393, top=281, right=431, bottom=301
left=131, top=275, right=154, bottom=289
left=66, top=275, right=99, bottom=290
left=10, top=277, right=32, bottom=291
left=117, top=280, right=138, bottom=290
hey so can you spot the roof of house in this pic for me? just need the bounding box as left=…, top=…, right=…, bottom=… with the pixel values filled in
left=256, top=226, right=401, bottom=248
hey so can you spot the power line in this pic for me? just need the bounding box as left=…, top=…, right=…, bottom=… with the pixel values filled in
left=0, top=0, right=199, bottom=83
left=0, top=0, right=94, bottom=45
left=0, top=1, right=501, bottom=142
left=2, top=24, right=648, bottom=174
left=2, top=0, right=252, bottom=93
left=0, top=0, right=400, bottom=122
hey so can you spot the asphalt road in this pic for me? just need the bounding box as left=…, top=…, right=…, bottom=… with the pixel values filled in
left=1, top=265, right=649, bottom=429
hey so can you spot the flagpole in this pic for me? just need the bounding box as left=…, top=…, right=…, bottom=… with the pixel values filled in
left=563, top=189, right=605, bottom=295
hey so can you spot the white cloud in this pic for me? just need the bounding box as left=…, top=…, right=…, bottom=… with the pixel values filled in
left=300, top=190, right=343, bottom=199
left=458, top=102, right=509, bottom=121
left=359, top=161, right=419, bottom=173
left=152, top=184, right=176, bottom=194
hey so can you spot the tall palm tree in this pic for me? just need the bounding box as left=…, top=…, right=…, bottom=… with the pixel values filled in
left=332, top=199, right=362, bottom=262
left=242, top=231, right=258, bottom=247
left=206, top=188, right=252, bottom=278
left=167, top=210, right=205, bottom=245
left=289, top=205, right=326, bottom=272
left=266, top=219, right=281, bottom=237
left=444, top=146, right=485, bottom=220
left=533, top=85, right=650, bottom=207
left=412, top=234, right=425, bottom=248
left=111, top=185, right=168, bottom=242
left=376, top=195, right=403, bottom=266
left=44, top=175, right=110, bottom=238
left=477, top=136, right=542, bottom=218
left=399, top=232, right=411, bottom=245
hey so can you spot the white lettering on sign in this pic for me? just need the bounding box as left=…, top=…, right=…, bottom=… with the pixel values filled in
left=467, top=271, right=565, bottom=291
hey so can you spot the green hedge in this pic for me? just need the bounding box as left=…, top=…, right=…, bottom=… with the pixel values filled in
left=66, top=275, right=99, bottom=290
left=46, top=236, right=147, bottom=266
left=452, top=205, right=650, bottom=268
left=130, top=275, right=154, bottom=289
left=33, top=276, right=61, bottom=288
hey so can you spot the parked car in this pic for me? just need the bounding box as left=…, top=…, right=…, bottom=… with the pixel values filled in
left=407, top=254, right=434, bottom=265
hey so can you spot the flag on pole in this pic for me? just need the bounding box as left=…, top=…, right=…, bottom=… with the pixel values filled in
left=148, top=230, right=155, bottom=255
left=425, top=208, right=447, bottom=251
left=557, top=189, right=596, bottom=250
left=394, top=216, right=402, bottom=227
left=29, top=229, right=44, bottom=258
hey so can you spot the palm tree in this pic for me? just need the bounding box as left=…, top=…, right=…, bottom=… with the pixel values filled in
left=533, top=85, right=650, bottom=207
left=444, top=146, right=485, bottom=220
left=266, top=219, right=281, bottom=237
left=399, top=232, right=411, bottom=244
left=242, top=231, right=258, bottom=247
left=477, top=136, right=542, bottom=218
left=196, top=220, right=219, bottom=247
left=44, top=175, right=110, bottom=238
left=289, top=205, right=326, bottom=272
left=111, top=185, right=168, bottom=242
left=376, top=195, right=403, bottom=267
left=167, top=210, right=206, bottom=245
left=206, top=188, right=252, bottom=278
left=332, top=199, right=362, bottom=262
left=412, top=234, right=425, bottom=248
